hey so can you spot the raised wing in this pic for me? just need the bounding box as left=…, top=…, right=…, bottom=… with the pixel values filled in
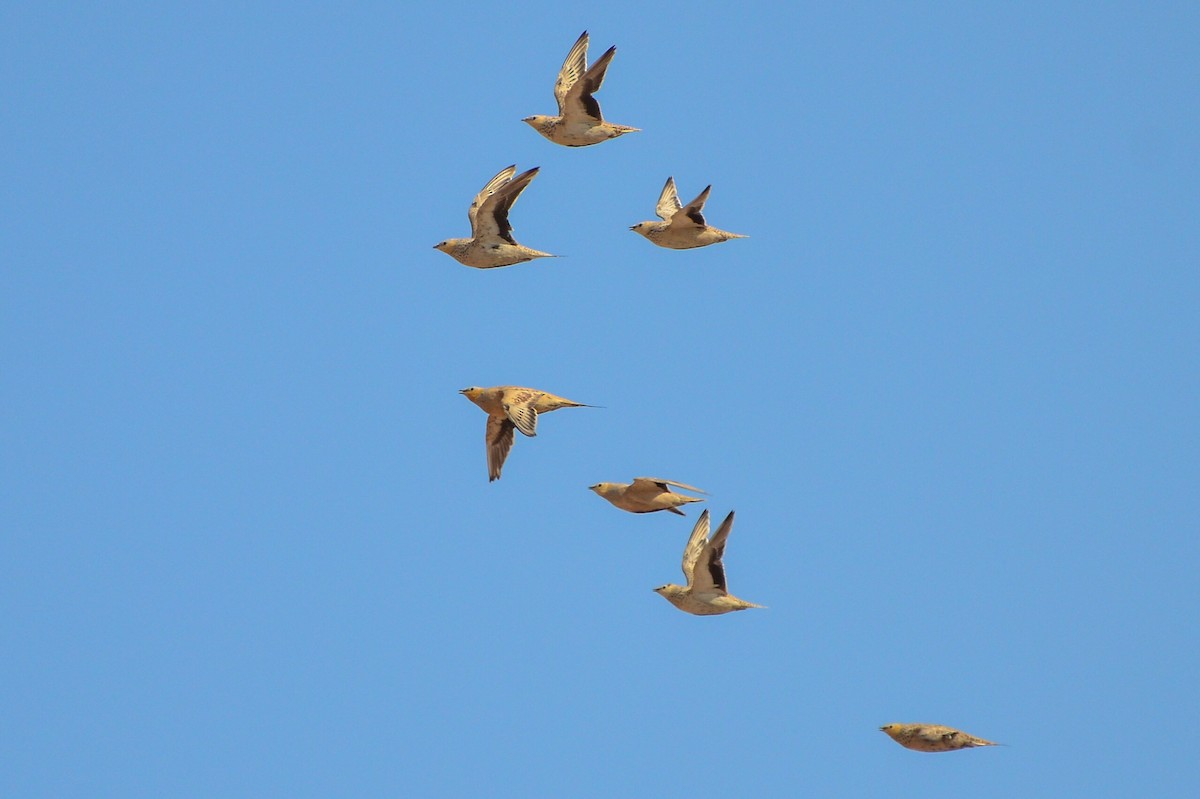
left=470, top=167, right=539, bottom=243
left=561, top=44, right=616, bottom=124
left=670, top=184, right=711, bottom=229
left=554, top=31, right=589, bottom=114
left=690, top=511, right=734, bottom=595
left=629, top=477, right=707, bottom=496
left=681, top=509, right=711, bottom=587
left=467, top=165, right=517, bottom=230
left=655, top=177, right=682, bottom=221
left=485, top=415, right=516, bottom=482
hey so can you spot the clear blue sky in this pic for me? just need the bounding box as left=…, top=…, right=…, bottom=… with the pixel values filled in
left=3, top=2, right=1198, bottom=796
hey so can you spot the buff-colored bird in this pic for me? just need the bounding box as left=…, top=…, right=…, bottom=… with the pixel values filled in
left=631, top=177, right=747, bottom=249
left=880, top=723, right=1001, bottom=752
left=434, top=165, right=557, bottom=268
left=654, top=510, right=763, bottom=615
left=459, top=386, right=591, bottom=481
left=523, top=30, right=639, bottom=147
left=589, top=477, right=706, bottom=516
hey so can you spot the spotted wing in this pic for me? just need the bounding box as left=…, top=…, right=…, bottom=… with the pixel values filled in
left=502, top=388, right=540, bottom=437
left=554, top=31, right=589, bottom=115
left=681, top=509, right=711, bottom=587
left=471, top=167, right=539, bottom=244
left=690, top=511, right=734, bottom=595
left=670, top=184, right=711, bottom=229
left=561, top=44, right=615, bottom=124
left=655, top=177, right=682, bottom=221
left=485, top=415, right=516, bottom=482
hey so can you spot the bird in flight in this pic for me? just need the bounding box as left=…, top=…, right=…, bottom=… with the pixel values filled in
left=434, top=165, right=556, bottom=268
left=631, top=177, right=747, bottom=249
left=523, top=31, right=640, bottom=147
left=654, top=510, right=763, bottom=615
left=589, top=477, right=706, bottom=515
left=459, top=386, right=592, bottom=481
left=880, top=723, right=1001, bottom=752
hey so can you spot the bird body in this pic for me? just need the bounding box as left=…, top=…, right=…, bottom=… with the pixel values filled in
left=523, top=31, right=639, bottom=147
left=459, top=386, right=591, bottom=481
left=434, top=165, right=556, bottom=268
left=654, top=510, right=763, bottom=615
left=589, top=477, right=706, bottom=515
left=631, top=177, right=747, bottom=249
left=880, top=723, right=1000, bottom=752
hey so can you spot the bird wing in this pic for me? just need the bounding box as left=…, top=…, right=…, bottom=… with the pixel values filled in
left=467, top=165, right=516, bottom=230
left=485, top=415, right=516, bottom=481
left=690, top=511, right=734, bottom=594
left=681, top=509, right=711, bottom=587
left=655, top=177, right=682, bottom=221
left=561, top=44, right=615, bottom=124
left=471, top=167, right=539, bottom=244
left=670, top=184, right=711, bottom=229
left=553, top=31, right=589, bottom=114
left=502, top=389, right=540, bottom=437
left=630, top=477, right=707, bottom=496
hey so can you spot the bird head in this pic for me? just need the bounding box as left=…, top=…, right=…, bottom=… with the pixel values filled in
left=588, top=482, right=616, bottom=496
left=630, top=222, right=654, bottom=237
left=653, top=584, right=684, bottom=599
left=459, top=387, right=484, bottom=401
left=521, top=115, right=553, bottom=133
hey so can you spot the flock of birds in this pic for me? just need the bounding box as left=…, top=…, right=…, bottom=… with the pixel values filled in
left=437, top=30, right=999, bottom=754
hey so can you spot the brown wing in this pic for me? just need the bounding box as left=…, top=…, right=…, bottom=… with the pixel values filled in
left=470, top=167, right=539, bottom=244
left=690, top=511, right=734, bottom=594
left=554, top=31, right=589, bottom=114
left=670, top=184, right=711, bottom=229
left=485, top=415, right=516, bottom=482
left=630, top=477, right=707, bottom=495
left=467, top=165, right=517, bottom=230
left=562, top=45, right=616, bottom=124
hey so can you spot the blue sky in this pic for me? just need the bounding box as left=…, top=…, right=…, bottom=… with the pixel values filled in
left=2, top=2, right=1198, bottom=796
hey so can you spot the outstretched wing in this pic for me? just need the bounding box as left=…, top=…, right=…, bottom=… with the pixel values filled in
left=561, top=44, right=616, bottom=124
left=630, top=477, right=707, bottom=496
left=471, top=167, right=540, bottom=243
left=670, top=184, right=711, bottom=229
left=554, top=31, right=589, bottom=114
left=485, top=416, right=516, bottom=482
left=690, top=511, right=734, bottom=595
left=467, top=165, right=517, bottom=230
left=655, top=177, right=682, bottom=221
left=681, top=509, right=711, bottom=587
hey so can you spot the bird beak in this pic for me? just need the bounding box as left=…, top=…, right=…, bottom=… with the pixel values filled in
left=628, top=225, right=637, bottom=231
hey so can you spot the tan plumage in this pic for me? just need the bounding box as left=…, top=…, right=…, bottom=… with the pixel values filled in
left=434, top=165, right=557, bottom=268
left=631, top=177, right=747, bottom=249
left=654, top=510, right=763, bottom=615
left=459, top=386, right=592, bottom=481
left=523, top=31, right=639, bottom=147
left=880, top=723, right=1001, bottom=752
left=589, top=477, right=707, bottom=516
